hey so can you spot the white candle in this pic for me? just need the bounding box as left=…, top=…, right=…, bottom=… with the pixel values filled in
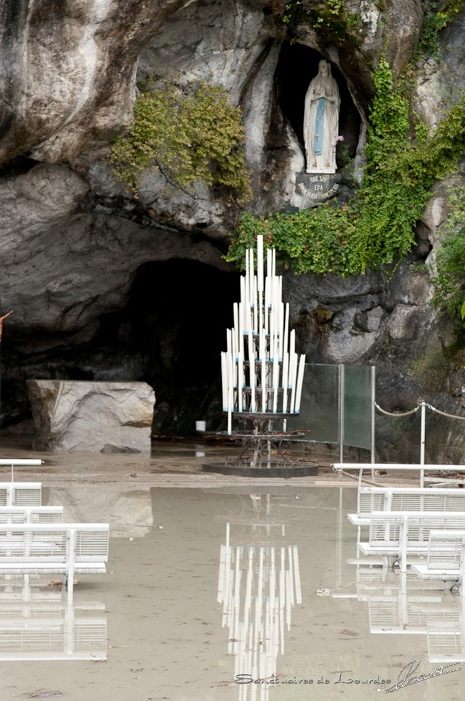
left=264, top=274, right=270, bottom=323
left=251, top=275, right=257, bottom=333
left=295, top=354, right=306, bottom=413
left=283, top=303, right=289, bottom=358
left=249, top=248, right=254, bottom=307
left=228, top=350, right=234, bottom=413
left=238, top=352, right=243, bottom=412
left=268, top=282, right=273, bottom=359
left=288, top=354, right=296, bottom=413
left=240, top=275, right=245, bottom=305
left=272, top=358, right=279, bottom=413
left=272, top=278, right=279, bottom=358
left=221, top=352, right=227, bottom=411
left=259, top=326, right=265, bottom=362
left=238, top=303, right=243, bottom=345
left=288, top=331, right=297, bottom=412
left=261, top=356, right=266, bottom=412
left=249, top=334, right=256, bottom=412
left=257, top=235, right=264, bottom=293
left=282, top=351, right=289, bottom=413
left=260, top=326, right=266, bottom=411
left=244, top=270, right=250, bottom=333
left=231, top=326, right=237, bottom=367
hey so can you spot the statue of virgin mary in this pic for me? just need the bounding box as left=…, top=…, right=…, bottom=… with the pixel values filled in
left=303, top=60, right=340, bottom=174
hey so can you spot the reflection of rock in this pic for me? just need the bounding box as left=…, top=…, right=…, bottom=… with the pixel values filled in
left=48, top=486, right=153, bottom=538
left=28, top=380, right=155, bottom=454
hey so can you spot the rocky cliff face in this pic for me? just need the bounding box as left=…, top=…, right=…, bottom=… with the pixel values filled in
left=0, top=0, right=465, bottom=459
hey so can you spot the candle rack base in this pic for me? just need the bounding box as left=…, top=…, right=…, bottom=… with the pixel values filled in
left=202, top=414, right=318, bottom=477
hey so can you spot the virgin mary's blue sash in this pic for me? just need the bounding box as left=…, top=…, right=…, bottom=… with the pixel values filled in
left=313, top=97, right=327, bottom=156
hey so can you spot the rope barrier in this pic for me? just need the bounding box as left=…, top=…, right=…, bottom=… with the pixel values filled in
left=375, top=402, right=420, bottom=417
left=375, top=400, right=465, bottom=422
left=426, top=403, right=465, bottom=421
left=337, top=468, right=391, bottom=488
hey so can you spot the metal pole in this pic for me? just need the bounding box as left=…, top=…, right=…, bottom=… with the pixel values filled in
left=420, top=400, right=426, bottom=487
left=371, top=365, right=376, bottom=478
left=336, top=486, right=343, bottom=588
left=338, top=364, right=345, bottom=464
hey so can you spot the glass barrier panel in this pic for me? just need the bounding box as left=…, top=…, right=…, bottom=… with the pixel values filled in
left=343, top=365, right=372, bottom=450
left=288, top=363, right=339, bottom=443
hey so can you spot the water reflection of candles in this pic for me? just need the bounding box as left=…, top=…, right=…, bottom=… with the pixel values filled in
left=217, top=515, right=302, bottom=700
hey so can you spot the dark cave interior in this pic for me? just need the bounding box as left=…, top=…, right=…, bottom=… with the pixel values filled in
left=1, top=259, right=241, bottom=436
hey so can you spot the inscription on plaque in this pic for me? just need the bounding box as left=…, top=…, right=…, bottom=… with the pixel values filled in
left=293, top=173, right=340, bottom=207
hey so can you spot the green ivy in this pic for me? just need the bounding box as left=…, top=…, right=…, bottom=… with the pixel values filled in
left=281, top=0, right=303, bottom=25
left=110, top=81, right=251, bottom=204
left=417, top=0, right=465, bottom=59
left=226, top=58, right=465, bottom=276
left=310, top=0, right=361, bottom=40
left=432, top=187, right=465, bottom=318
left=281, top=0, right=361, bottom=42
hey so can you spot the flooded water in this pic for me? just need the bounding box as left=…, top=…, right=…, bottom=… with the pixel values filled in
left=0, top=485, right=464, bottom=700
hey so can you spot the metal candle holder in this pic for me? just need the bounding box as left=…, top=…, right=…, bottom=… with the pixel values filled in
left=208, top=235, right=316, bottom=476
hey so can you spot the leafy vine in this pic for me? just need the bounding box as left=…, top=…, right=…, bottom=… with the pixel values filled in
left=110, top=81, right=251, bottom=205
left=226, top=58, right=465, bottom=276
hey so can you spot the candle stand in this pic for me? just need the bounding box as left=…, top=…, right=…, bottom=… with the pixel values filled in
left=202, top=234, right=318, bottom=477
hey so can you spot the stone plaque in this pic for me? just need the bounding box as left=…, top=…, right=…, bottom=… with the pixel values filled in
left=294, top=173, right=340, bottom=207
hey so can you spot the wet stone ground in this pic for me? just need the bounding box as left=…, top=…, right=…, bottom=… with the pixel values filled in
left=0, top=481, right=464, bottom=701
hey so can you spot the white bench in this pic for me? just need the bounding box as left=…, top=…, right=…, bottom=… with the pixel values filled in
left=333, top=463, right=465, bottom=488
left=0, top=506, right=63, bottom=524
left=412, top=530, right=465, bottom=583
left=0, top=460, right=43, bottom=465
left=358, top=512, right=465, bottom=573
left=349, top=487, right=465, bottom=526
left=0, top=523, right=109, bottom=592
left=0, top=483, right=41, bottom=507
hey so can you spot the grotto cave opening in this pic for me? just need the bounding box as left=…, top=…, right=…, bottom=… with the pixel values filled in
left=125, top=259, right=240, bottom=436
left=0, top=259, right=241, bottom=440
left=275, top=42, right=361, bottom=169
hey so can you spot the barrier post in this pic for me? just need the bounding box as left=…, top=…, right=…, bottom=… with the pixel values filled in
left=420, top=401, right=426, bottom=487
left=371, top=366, right=376, bottom=478
left=338, top=364, right=345, bottom=464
